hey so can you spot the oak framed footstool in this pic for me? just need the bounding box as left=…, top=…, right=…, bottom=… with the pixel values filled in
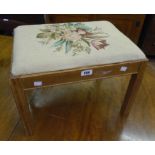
left=10, top=21, right=148, bottom=135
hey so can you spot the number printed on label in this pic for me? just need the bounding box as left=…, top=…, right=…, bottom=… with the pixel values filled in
left=81, top=69, right=93, bottom=76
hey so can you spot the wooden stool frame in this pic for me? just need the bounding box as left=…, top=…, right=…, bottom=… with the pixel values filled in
left=10, top=59, right=148, bottom=135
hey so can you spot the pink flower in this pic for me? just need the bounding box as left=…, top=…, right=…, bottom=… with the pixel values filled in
left=77, top=29, right=87, bottom=35
left=91, top=39, right=108, bottom=50
left=63, top=30, right=81, bottom=41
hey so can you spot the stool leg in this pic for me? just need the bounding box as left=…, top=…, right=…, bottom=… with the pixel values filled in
left=120, top=62, right=147, bottom=118
left=95, top=79, right=102, bottom=88
left=10, top=78, right=33, bottom=135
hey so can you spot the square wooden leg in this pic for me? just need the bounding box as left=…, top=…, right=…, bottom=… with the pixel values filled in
left=120, top=61, right=147, bottom=117
left=10, top=78, right=33, bottom=135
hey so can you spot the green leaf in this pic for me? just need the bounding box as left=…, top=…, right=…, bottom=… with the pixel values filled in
left=50, top=33, right=56, bottom=39
left=36, top=33, right=49, bottom=38
left=54, top=39, right=65, bottom=47
left=75, top=23, right=91, bottom=31
left=65, top=41, right=72, bottom=53
left=81, top=38, right=90, bottom=46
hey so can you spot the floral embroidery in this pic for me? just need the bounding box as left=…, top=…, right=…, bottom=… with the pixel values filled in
left=36, top=23, right=109, bottom=56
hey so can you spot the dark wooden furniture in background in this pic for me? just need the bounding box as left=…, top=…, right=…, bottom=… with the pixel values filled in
left=140, top=15, right=155, bottom=56
left=0, top=14, right=44, bottom=35
left=45, top=14, right=145, bottom=44
left=0, top=14, right=145, bottom=44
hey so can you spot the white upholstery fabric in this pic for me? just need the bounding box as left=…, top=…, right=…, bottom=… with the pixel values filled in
left=11, top=21, right=146, bottom=76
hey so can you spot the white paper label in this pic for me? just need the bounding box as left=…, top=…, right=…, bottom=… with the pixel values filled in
left=120, top=66, right=128, bottom=72
left=81, top=69, right=93, bottom=76
left=34, top=81, right=42, bottom=86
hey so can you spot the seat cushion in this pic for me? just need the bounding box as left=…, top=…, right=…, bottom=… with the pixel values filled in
left=11, top=21, right=146, bottom=76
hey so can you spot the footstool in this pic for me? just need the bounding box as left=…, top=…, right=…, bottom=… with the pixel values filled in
left=10, top=21, right=148, bottom=135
